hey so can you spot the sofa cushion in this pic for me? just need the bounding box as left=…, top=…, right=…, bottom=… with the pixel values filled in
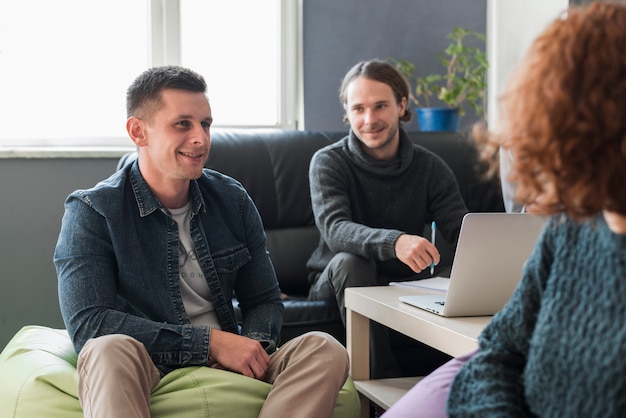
left=265, top=226, right=320, bottom=295
left=0, top=326, right=360, bottom=417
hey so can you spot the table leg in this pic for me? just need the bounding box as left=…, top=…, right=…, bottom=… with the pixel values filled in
left=347, top=307, right=371, bottom=417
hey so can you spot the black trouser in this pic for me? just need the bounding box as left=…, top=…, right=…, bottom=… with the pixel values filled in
left=308, top=252, right=452, bottom=378
left=308, top=252, right=403, bottom=378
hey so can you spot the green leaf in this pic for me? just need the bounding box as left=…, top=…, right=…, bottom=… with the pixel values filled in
left=387, top=27, right=488, bottom=115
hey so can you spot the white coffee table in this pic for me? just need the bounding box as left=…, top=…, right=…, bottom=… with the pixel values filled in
left=345, top=286, right=491, bottom=416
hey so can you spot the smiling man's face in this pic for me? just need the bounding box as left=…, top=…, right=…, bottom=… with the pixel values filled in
left=344, top=76, right=406, bottom=161
left=130, top=88, right=213, bottom=187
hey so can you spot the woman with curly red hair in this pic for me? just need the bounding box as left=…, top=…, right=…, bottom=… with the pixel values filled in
left=448, top=2, right=626, bottom=416
left=383, top=2, right=626, bottom=417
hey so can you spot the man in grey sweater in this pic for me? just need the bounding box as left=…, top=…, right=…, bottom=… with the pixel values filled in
left=306, top=59, right=467, bottom=377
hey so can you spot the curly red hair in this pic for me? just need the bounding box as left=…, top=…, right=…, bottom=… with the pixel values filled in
left=478, top=2, right=626, bottom=218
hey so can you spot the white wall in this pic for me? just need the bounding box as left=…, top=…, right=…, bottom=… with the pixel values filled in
left=486, top=0, right=568, bottom=212
left=486, top=0, right=569, bottom=129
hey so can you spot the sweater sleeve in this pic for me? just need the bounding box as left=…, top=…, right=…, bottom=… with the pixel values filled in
left=447, top=218, right=555, bottom=417
left=309, top=149, right=401, bottom=261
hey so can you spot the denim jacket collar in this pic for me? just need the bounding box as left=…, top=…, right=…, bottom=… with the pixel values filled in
left=128, top=160, right=205, bottom=218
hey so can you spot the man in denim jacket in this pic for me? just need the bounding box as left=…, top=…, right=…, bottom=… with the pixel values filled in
left=54, top=66, right=348, bottom=418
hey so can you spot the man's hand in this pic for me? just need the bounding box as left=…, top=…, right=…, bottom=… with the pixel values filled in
left=395, top=234, right=440, bottom=273
left=209, top=329, right=270, bottom=380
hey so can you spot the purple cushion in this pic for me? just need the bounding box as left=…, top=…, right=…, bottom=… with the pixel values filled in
left=381, top=349, right=477, bottom=418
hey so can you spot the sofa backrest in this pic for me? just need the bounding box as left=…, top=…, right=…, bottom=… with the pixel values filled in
left=407, top=131, right=504, bottom=213
left=117, top=129, right=504, bottom=296
left=204, top=129, right=345, bottom=228
left=203, top=130, right=346, bottom=295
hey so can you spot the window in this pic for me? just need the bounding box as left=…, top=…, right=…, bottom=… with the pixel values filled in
left=0, top=0, right=148, bottom=145
left=181, top=1, right=280, bottom=127
left=0, top=0, right=299, bottom=147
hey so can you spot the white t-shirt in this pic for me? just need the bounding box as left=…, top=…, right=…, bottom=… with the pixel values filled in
left=170, top=203, right=221, bottom=329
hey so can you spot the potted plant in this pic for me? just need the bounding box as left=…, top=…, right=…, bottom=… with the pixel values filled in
left=389, top=27, right=488, bottom=131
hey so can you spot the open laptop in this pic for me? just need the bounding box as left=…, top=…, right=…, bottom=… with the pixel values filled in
left=399, top=213, right=546, bottom=317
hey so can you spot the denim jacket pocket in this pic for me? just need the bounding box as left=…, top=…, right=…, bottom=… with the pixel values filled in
left=211, top=244, right=251, bottom=273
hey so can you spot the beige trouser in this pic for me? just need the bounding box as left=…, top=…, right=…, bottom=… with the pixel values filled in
left=77, top=331, right=349, bottom=418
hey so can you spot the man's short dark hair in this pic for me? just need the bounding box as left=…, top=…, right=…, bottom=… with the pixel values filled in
left=126, top=66, right=207, bottom=118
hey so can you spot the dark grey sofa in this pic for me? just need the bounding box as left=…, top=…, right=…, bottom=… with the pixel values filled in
left=118, top=129, right=504, bottom=351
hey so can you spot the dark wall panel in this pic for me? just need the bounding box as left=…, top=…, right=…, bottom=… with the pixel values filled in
left=303, top=0, right=487, bottom=131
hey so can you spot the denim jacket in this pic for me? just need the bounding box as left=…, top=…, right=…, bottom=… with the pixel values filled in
left=54, top=161, right=283, bottom=371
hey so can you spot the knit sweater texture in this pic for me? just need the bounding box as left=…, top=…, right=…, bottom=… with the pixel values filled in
left=306, top=128, right=467, bottom=278
left=448, top=213, right=626, bottom=417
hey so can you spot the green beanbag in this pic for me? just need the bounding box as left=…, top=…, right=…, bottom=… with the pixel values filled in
left=0, top=326, right=360, bottom=417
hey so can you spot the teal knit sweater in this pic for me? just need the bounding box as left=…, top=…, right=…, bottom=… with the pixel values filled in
left=448, top=214, right=626, bottom=417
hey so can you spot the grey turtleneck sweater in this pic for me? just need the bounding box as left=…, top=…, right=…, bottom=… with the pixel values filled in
left=306, top=128, right=468, bottom=279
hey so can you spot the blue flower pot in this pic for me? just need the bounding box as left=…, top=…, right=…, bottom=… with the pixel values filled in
left=416, top=107, right=460, bottom=132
